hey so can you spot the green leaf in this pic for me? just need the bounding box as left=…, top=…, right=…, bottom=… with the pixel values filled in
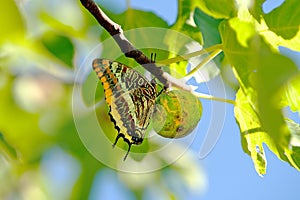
left=253, top=39, right=298, bottom=148
left=264, top=0, right=300, bottom=40
left=196, top=0, right=237, bottom=19
left=220, top=18, right=256, bottom=89
left=101, top=8, right=168, bottom=42
left=291, top=146, right=300, bottom=168
left=166, top=0, right=223, bottom=78
left=0, top=0, right=25, bottom=44
left=235, top=89, right=268, bottom=175
left=280, top=73, right=300, bottom=112
left=170, top=0, right=203, bottom=44
left=0, top=78, right=52, bottom=163
left=285, top=119, right=300, bottom=169
left=222, top=18, right=300, bottom=173
left=258, top=27, right=300, bottom=52
left=249, top=0, right=300, bottom=52
left=0, top=132, right=19, bottom=161
left=287, top=119, right=300, bottom=147
left=194, top=8, right=222, bottom=48
left=118, top=8, right=168, bottom=29
left=180, top=23, right=203, bottom=45
left=235, top=90, right=300, bottom=175
left=39, top=12, right=85, bottom=38
left=40, top=31, right=75, bottom=67
left=248, top=0, right=265, bottom=22
left=168, top=0, right=204, bottom=54
left=193, top=8, right=223, bottom=67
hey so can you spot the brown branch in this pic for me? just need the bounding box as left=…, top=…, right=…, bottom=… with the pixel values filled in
left=80, top=0, right=170, bottom=87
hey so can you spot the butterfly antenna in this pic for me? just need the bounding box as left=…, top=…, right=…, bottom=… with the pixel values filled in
left=123, top=143, right=132, bottom=161
left=112, top=134, right=122, bottom=148
left=157, top=87, right=165, bottom=97
left=150, top=53, right=156, bottom=63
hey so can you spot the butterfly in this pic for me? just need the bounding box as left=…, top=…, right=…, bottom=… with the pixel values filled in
left=92, top=58, right=158, bottom=160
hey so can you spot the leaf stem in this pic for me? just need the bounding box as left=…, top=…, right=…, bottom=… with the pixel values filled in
left=186, top=48, right=223, bottom=77
left=192, top=91, right=236, bottom=105
left=157, top=44, right=223, bottom=66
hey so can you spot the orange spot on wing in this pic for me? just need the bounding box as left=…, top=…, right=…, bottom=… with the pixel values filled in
left=106, top=96, right=112, bottom=105
left=105, top=68, right=111, bottom=74
left=103, top=82, right=110, bottom=90
left=102, top=60, right=109, bottom=65
left=94, top=67, right=101, bottom=73
left=109, top=73, right=115, bottom=79
left=105, top=88, right=113, bottom=97
left=97, top=72, right=103, bottom=77
left=101, top=76, right=107, bottom=83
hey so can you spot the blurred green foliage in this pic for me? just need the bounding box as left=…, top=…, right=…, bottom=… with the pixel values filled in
left=0, top=0, right=300, bottom=199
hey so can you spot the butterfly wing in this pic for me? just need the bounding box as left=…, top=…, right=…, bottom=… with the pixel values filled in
left=92, top=58, right=156, bottom=145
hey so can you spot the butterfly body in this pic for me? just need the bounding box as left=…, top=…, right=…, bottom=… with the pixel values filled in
left=92, top=59, right=157, bottom=159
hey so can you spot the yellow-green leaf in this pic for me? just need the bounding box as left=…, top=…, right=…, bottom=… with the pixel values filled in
left=264, top=0, right=300, bottom=39
left=0, top=0, right=25, bottom=44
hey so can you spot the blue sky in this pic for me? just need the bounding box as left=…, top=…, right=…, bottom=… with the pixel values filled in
left=95, top=0, right=300, bottom=199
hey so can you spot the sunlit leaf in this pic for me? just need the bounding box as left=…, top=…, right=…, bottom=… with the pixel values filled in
left=253, top=39, right=298, bottom=148
left=280, top=73, right=300, bottom=112
left=222, top=18, right=300, bottom=173
left=169, top=0, right=204, bottom=45
left=234, top=89, right=268, bottom=175
left=248, top=0, right=265, bottom=22
left=249, top=0, right=300, bottom=51
left=196, top=0, right=237, bottom=19
left=40, top=12, right=85, bottom=38
left=287, top=119, right=300, bottom=147
left=165, top=0, right=204, bottom=77
left=220, top=18, right=255, bottom=89
left=235, top=89, right=300, bottom=175
left=285, top=119, right=300, bottom=169
left=264, top=0, right=300, bottom=39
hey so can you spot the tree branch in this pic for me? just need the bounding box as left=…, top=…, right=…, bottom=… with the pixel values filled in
left=80, top=0, right=170, bottom=87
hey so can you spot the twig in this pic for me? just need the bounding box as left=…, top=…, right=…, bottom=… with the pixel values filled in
left=80, top=0, right=170, bottom=87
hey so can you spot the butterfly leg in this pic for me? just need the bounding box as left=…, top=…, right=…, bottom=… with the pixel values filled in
left=112, top=134, right=122, bottom=148
left=112, top=133, right=132, bottom=161
left=123, top=143, right=132, bottom=161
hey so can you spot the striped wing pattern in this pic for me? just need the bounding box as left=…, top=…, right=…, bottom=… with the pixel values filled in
left=92, top=58, right=156, bottom=160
